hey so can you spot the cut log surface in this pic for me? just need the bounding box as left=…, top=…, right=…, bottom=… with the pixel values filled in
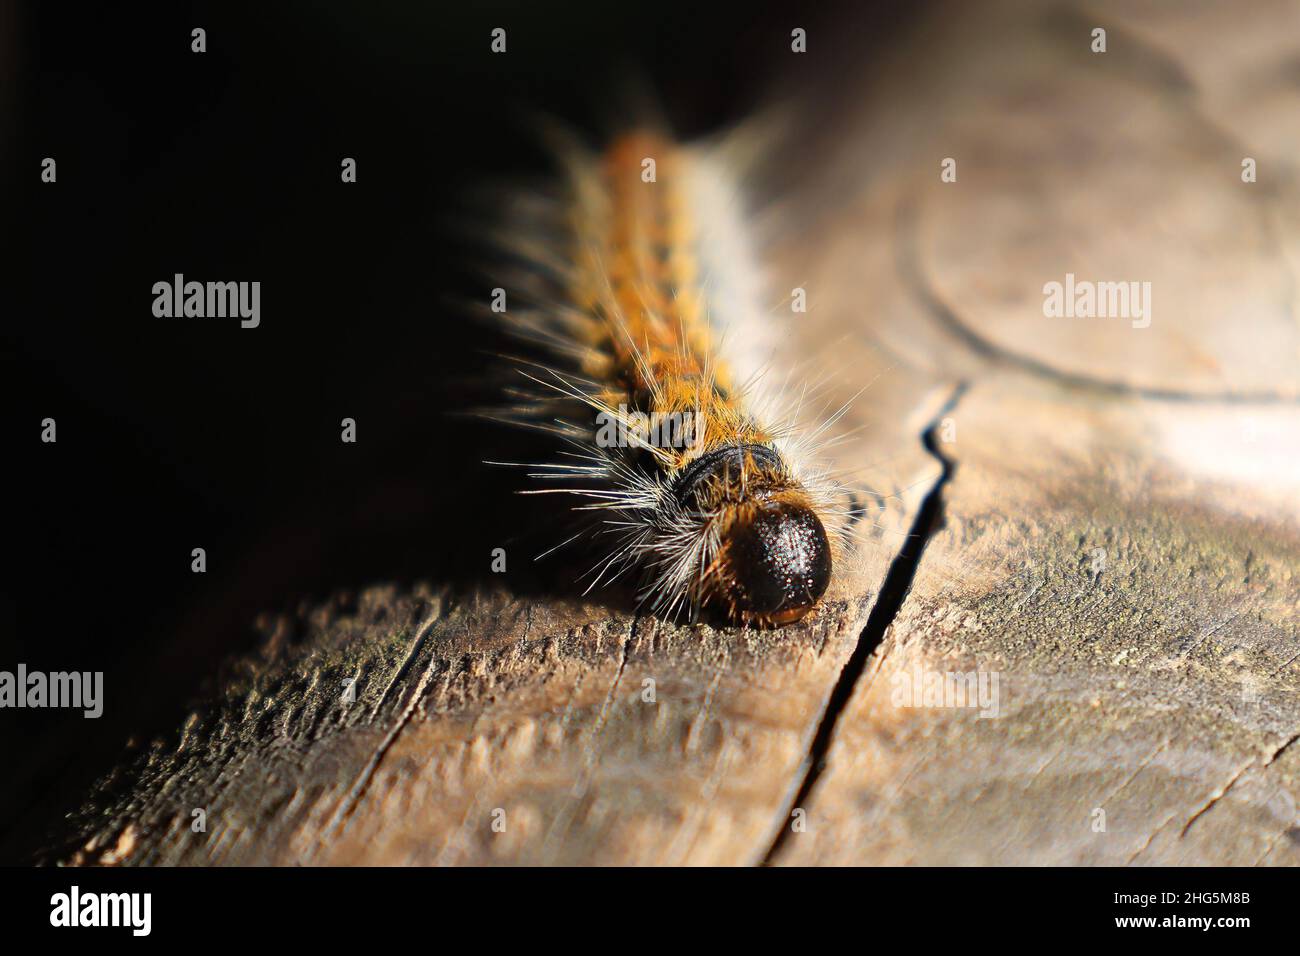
left=50, top=0, right=1300, bottom=865
left=778, top=380, right=1300, bottom=865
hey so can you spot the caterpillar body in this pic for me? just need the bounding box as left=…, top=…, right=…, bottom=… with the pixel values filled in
left=491, top=129, right=858, bottom=627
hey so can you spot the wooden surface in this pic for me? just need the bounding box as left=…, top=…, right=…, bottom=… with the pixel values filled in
left=45, top=0, right=1300, bottom=865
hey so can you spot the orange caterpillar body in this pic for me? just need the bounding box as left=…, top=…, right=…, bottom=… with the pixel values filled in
left=495, top=130, right=854, bottom=626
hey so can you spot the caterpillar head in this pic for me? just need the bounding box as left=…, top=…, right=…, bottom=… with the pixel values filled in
left=670, top=444, right=832, bottom=627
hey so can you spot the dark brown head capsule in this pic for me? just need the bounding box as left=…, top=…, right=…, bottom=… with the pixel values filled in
left=674, top=444, right=832, bottom=627
left=718, top=495, right=831, bottom=626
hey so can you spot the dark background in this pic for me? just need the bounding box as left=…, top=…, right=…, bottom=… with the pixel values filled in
left=3, top=0, right=910, bottom=862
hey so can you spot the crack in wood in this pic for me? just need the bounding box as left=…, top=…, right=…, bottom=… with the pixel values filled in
left=761, top=382, right=967, bottom=864
left=1180, top=729, right=1300, bottom=838
left=316, top=608, right=445, bottom=851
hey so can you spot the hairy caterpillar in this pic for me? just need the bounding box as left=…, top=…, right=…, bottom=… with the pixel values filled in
left=488, top=129, right=859, bottom=627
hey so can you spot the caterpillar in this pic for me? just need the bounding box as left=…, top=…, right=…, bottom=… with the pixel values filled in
left=488, top=128, right=860, bottom=627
